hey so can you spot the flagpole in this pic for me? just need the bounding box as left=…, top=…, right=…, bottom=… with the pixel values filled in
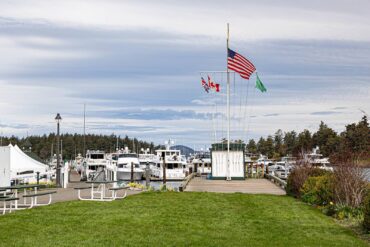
left=226, top=23, right=231, bottom=181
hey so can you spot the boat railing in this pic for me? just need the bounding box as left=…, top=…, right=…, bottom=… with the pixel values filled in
left=265, top=173, right=287, bottom=190
left=179, top=173, right=195, bottom=192
left=90, top=168, right=106, bottom=182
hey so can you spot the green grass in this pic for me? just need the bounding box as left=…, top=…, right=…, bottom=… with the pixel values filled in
left=0, top=192, right=368, bottom=247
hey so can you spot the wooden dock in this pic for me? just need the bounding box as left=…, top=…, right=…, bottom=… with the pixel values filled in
left=185, top=177, right=286, bottom=195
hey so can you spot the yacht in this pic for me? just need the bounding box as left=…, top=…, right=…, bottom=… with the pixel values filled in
left=304, top=147, right=333, bottom=171
left=73, top=153, right=84, bottom=174
left=138, top=149, right=159, bottom=170
left=83, top=150, right=107, bottom=181
left=116, top=148, right=144, bottom=181
left=191, top=152, right=211, bottom=175
left=152, top=142, right=188, bottom=180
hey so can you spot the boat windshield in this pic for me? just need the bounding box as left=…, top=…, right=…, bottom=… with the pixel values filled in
left=90, top=154, right=104, bottom=159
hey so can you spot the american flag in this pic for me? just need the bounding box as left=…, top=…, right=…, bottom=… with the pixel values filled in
left=227, top=48, right=256, bottom=80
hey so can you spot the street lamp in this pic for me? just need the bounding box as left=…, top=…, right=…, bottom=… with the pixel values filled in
left=55, top=113, right=62, bottom=187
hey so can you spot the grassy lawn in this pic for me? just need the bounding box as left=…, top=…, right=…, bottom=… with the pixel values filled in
left=0, top=192, right=368, bottom=247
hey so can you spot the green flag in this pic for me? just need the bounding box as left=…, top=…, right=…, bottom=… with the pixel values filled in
left=255, top=74, right=267, bottom=92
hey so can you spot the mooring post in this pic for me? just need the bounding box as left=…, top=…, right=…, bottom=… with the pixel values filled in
left=131, top=162, right=134, bottom=183
left=162, top=151, right=166, bottom=189
left=145, top=162, right=150, bottom=187
left=36, top=172, right=40, bottom=185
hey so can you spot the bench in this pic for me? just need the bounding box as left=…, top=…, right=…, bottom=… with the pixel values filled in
left=0, top=197, right=19, bottom=215
left=0, top=192, right=14, bottom=197
left=74, top=187, right=93, bottom=200
left=22, top=191, right=57, bottom=208
left=108, top=186, right=129, bottom=200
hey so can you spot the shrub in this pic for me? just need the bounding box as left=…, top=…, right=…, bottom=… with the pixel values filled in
left=363, top=190, right=370, bottom=232
left=321, top=203, right=336, bottom=216
left=333, top=162, right=367, bottom=208
left=334, top=204, right=363, bottom=221
left=301, top=174, right=334, bottom=206
left=286, top=165, right=329, bottom=198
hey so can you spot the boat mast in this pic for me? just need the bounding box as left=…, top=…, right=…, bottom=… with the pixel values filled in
left=226, top=23, right=231, bottom=181
left=83, top=103, right=86, bottom=157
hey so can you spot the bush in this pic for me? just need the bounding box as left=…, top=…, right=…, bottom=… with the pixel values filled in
left=333, top=163, right=367, bottom=208
left=286, top=165, right=329, bottom=198
left=334, top=204, right=363, bottom=220
left=321, top=203, right=336, bottom=216
left=363, top=190, right=370, bottom=232
left=301, top=174, right=334, bottom=206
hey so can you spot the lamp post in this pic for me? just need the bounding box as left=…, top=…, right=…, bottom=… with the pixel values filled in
left=55, top=113, right=62, bottom=187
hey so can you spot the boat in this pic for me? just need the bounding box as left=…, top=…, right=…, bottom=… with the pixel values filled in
left=115, top=148, right=144, bottom=181
left=191, top=152, right=211, bottom=175
left=138, top=148, right=159, bottom=170
left=151, top=141, right=188, bottom=180
left=304, top=147, right=333, bottom=171
left=73, top=153, right=84, bottom=174
left=83, top=150, right=107, bottom=181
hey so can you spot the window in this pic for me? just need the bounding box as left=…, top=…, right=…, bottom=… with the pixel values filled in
left=91, top=154, right=104, bottom=159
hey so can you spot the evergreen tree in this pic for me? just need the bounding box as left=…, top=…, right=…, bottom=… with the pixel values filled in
left=284, top=131, right=297, bottom=156
left=246, top=139, right=257, bottom=154
left=274, top=129, right=284, bottom=158
left=312, top=121, right=338, bottom=156
left=296, top=129, right=313, bottom=154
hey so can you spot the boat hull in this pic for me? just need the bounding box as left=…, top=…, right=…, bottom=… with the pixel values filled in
left=117, top=171, right=143, bottom=181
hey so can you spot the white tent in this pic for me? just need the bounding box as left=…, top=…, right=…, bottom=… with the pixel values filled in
left=0, top=144, right=49, bottom=186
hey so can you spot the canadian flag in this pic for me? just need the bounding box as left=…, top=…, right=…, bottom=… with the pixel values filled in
left=207, top=75, right=220, bottom=92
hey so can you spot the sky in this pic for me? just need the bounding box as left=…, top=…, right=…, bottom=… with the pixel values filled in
left=0, top=0, right=369, bottom=149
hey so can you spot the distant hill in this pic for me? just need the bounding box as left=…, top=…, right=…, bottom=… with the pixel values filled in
left=171, top=145, right=195, bottom=158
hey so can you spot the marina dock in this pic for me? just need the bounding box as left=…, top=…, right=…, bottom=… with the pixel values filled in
left=185, top=177, right=286, bottom=195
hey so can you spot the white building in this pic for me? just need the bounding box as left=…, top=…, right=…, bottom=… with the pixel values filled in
left=211, top=143, right=245, bottom=180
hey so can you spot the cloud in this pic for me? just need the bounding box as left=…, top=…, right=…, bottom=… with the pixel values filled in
left=263, top=114, right=280, bottom=117
left=0, top=1, right=369, bottom=149
left=310, top=111, right=342, bottom=116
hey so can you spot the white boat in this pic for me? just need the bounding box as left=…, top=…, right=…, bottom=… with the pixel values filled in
left=304, top=147, right=333, bottom=171
left=191, top=152, right=211, bottom=175
left=256, top=154, right=274, bottom=166
left=152, top=141, right=188, bottom=180
left=73, top=153, right=84, bottom=174
left=116, top=149, right=144, bottom=181
left=138, top=151, right=159, bottom=170
left=83, top=150, right=107, bottom=181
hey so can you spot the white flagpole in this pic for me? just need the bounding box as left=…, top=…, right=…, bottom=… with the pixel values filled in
left=226, top=23, right=231, bottom=181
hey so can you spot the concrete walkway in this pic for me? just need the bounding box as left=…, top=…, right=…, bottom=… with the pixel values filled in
left=33, top=186, right=142, bottom=204
left=185, top=177, right=286, bottom=195
left=21, top=171, right=141, bottom=205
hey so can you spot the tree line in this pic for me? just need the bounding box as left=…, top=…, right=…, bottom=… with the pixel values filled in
left=0, top=133, right=159, bottom=162
left=246, top=116, right=370, bottom=162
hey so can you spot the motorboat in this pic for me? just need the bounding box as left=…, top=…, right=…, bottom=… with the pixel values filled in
left=83, top=150, right=107, bottom=181
left=116, top=149, right=144, bottom=181
left=138, top=149, right=159, bottom=170
left=152, top=141, right=188, bottom=180
left=191, top=152, right=211, bottom=175
left=304, top=147, right=333, bottom=171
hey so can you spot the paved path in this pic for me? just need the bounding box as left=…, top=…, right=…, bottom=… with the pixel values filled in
left=21, top=171, right=141, bottom=205
left=185, top=177, right=286, bottom=195
left=33, top=186, right=142, bottom=204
